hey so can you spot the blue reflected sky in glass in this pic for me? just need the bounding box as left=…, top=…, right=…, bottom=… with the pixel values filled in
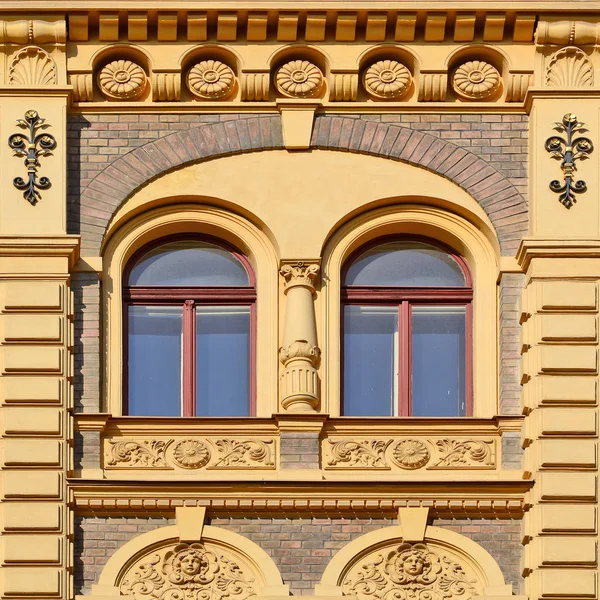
left=343, top=305, right=398, bottom=416
left=128, top=241, right=249, bottom=287
left=196, top=306, right=251, bottom=416
left=411, top=306, right=466, bottom=417
left=345, top=241, right=465, bottom=287
left=128, top=306, right=182, bottom=416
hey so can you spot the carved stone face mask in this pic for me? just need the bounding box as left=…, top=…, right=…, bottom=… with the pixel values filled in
left=179, top=553, right=203, bottom=576
left=402, top=554, right=425, bottom=575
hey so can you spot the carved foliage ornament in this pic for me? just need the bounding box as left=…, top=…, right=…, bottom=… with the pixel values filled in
left=187, top=60, right=236, bottom=100
left=9, top=46, right=56, bottom=86
left=106, top=438, right=275, bottom=470
left=545, top=113, right=594, bottom=209
left=276, top=60, right=324, bottom=98
left=343, top=542, right=478, bottom=600
left=98, top=59, right=147, bottom=100
left=452, top=60, right=500, bottom=100
left=324, top=438, right=495, bottom=470
left=279, top=262, right=320, bottom=290
left=363, top=60, right=412, bottom=100
left=120, top=542, right=256, bottom=600
left=8, top=110, right=56, bottom=205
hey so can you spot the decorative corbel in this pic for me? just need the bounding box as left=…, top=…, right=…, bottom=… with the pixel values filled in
left=279, top=260, right=321, bottom=412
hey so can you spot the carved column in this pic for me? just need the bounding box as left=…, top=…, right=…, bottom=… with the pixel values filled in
left=279, top=261, right=321, bottom=412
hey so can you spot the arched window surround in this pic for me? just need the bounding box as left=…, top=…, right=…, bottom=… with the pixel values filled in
left=341, top=234, right=474, bottom=418
left=321, top=204, right=499, bottom=418
left=122, top=233, right=257, bottom=417
left=102, top=203, right=279, bottom=417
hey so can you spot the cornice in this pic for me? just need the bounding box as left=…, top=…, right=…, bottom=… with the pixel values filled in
left=69, top=480, right=531, bottom=518
left=517, top=238, right=600, bottom=270
left=1, top=2, right=599, bottom=10
left=0, top=235, right=80, bottom=268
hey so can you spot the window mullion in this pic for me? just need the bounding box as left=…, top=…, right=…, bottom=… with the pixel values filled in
left=182, top=300, right=196, bottom=417
left=398, top=300, right=411, bottom=417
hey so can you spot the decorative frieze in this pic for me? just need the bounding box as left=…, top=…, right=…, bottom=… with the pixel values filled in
left=105, top=437, right=276, bottom=470
left=152, top=71, right=181, bottom=102
left=324, top=438, right=497, bottom=470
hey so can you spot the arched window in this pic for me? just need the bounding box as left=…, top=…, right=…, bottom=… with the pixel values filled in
left=342, top=237, right=472, bottom=417
left=123, top=236, right=255, bottom=417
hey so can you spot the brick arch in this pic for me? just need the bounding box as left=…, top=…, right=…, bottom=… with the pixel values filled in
left=76, top=115, right=526, bottom=256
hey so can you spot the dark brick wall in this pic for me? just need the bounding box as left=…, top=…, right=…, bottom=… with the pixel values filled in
left=74, top=516, right=523, bottom=597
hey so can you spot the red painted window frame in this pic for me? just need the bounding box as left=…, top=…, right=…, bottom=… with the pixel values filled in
left=122, top=234, right=257, bottom=417
left=341, top=235, right=473, bottom=417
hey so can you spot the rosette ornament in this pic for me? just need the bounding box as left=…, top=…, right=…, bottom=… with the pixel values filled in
left=187, top=60, right=236, bottom=100
left=172, top=439, right=210, bottom=469
left=363, top=59, right=412, bottom=100
left=98, top=59, right=147, bottom=100
left=276, top=60, right=324, bottom=98
left=391, top=439, right=430, bottom=470
left=452, top=60, right=501, bottom=100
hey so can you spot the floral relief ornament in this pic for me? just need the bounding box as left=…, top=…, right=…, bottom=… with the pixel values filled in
left=391, top=439, right=431, bottom=470
left=98, top=59, right=147, bottom=100
left=363, top=60, right=412, bottom=100
left=121, top=542, right=256, bottom=600
left=452, top=60, right=500, bottom=100
left=343, top=542, right=477, bottom=600
left=187, top=60, right=236, bottom=99
left=173, top=439, right=211, bottom=469
left=276, top=60, right=324, bottom=98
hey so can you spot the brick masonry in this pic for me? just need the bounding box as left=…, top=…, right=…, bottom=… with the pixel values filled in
left=67, top=113, right=527, bottom=257
left=74, top=516, right=523, bottom=596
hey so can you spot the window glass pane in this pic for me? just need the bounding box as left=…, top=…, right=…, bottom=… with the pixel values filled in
left=196, top=306, right=251, bottom=416
left=343, top=305, right=398, bottom=416
left=128, top=305, right=182, bottom=416
left=411, top=305, right=466, bottom=417
left=128, top=241, right=250, bottom=287
left=344, top=241, right=466, bottom=287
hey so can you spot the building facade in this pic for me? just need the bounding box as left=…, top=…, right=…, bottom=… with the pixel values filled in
left=0, top=3, right=597, bottom=600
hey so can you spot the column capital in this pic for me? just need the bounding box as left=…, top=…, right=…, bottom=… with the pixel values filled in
left=279, top=260, right=320, bottom=293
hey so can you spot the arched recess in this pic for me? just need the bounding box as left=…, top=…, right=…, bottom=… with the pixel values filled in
left=322, top=204, right=499, bottom=418
left=102, top=203, right=279, bottom=417
left=318, top=517, right=510, bottom=600
left=83, top=508, right=287, bottom=599
left=74, top=116, right=527, bottom=257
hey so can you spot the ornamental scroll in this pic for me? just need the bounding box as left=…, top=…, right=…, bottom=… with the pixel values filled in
left=342, top=541, right=480, bottom=600
left=119, top=541, right=258, bottom=600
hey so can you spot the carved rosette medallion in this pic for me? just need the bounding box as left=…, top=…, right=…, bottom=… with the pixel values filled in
left=391, top=440, right=431, bottom=470
left=98, top=59, right=147, bottom=100
left=120, top=541, right=257, bottom=600
left=187, top=60, right=236, bottom=99
left=342, top=541, right=479, bottom=600
left=276, top=60, right=324, bottom=98
left=173, top=440, right=211, bottom=469
left=452, top=60, right=500, bottom=100
left=363, top=60, right=412, bottom=100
